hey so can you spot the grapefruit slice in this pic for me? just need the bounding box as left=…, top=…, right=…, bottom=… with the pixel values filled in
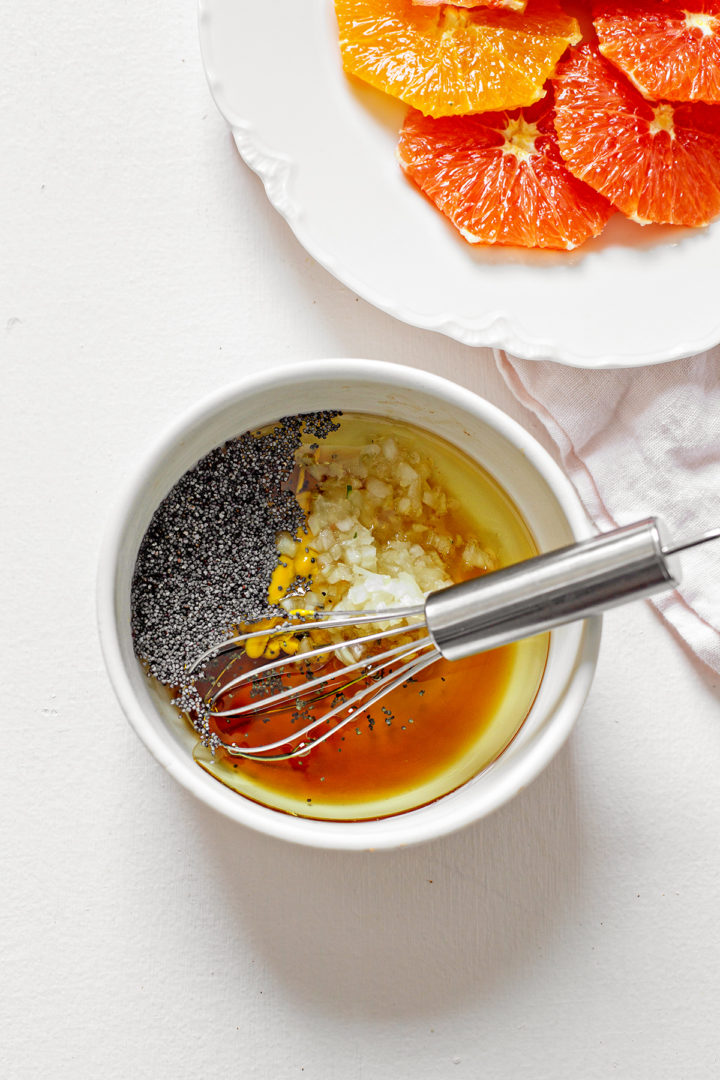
left=553, top=45, right=720, bottom=225
left=397, top=101, right=613, bottom=248
left=594, top=0, right=720, bottom=103
left=334, top=0, right=581, bottom=117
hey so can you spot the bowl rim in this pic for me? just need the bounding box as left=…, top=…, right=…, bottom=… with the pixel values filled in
left=97, top=358, right=601, bottom=850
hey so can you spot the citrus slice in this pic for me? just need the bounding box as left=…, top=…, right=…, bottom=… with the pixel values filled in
left=594, top=0, right=720, bottom=103
left=334, top=0, right=581, bottom=117
left=413, top=0, right=527, bottom=13
left=553, top=44, right=720, bottom=225
left=397, top=101, right=613, bottom=248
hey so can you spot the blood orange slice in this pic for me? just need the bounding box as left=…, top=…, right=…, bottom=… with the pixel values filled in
left=397, top=101, right=613, bottom=248
left=594, top=0, right=720, bottom=103
left=553, top=45, right=720, bottom=225
left=334, top=0, right=581, bottom=117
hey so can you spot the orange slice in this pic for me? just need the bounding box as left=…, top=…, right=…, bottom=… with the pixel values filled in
left=413, top=0, right=527, bottom=13
left=553, top=44, right=720, bottom=226
left=397, top=101, right=613, bottom=248
left=334, top=0, right=581, bottom=117
left=594, top=0, right=720, bottom=103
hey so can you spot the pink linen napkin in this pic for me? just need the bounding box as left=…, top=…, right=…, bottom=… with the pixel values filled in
left=495, top=349, right=720, bottom=676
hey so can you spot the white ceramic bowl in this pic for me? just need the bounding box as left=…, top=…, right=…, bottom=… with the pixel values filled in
left=97, top=359, right=601, bottom=850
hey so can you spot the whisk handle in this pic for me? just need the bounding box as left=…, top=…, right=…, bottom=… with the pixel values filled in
left=425, top=517, right=681, bottom=661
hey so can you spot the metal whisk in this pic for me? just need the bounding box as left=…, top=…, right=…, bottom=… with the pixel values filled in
left=187, top=518, right=720, bottom=761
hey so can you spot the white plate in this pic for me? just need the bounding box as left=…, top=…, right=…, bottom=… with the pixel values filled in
left=199, top=0, right=720, bottom=367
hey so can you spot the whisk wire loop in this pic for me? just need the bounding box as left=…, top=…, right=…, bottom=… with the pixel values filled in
left=188, top=604, right=426, bottom=675
left=221, top=647, right=439, bottom=761
left=209, top=633, right=436, bottom=717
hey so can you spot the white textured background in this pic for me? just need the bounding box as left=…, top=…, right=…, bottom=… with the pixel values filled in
left=2, top=3, right=720, bottom=1077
